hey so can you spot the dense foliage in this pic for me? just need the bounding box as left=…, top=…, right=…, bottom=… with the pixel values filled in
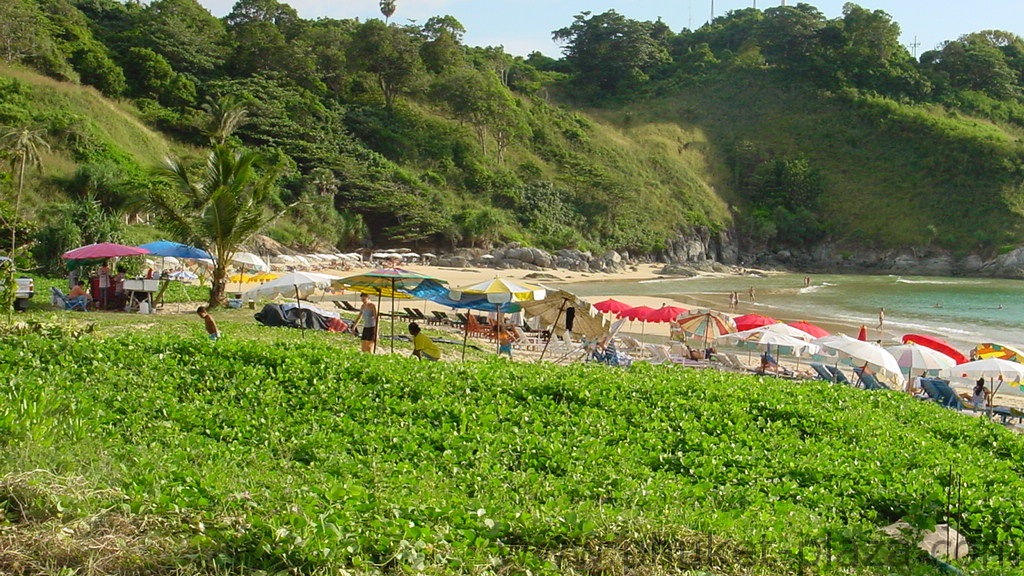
left=2, top=0, right=1024, bottom=260
left=2, top=327, right=1024, bottom=573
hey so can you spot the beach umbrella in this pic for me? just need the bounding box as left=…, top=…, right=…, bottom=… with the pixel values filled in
left=903, top=334, right=968, bottom=364
left=676, top=309, right=737, bottom=347
left=885, top=342, right=956, bottom=391
left=734, top=313, right=778, bottom=332
left=449, top=277, right=546, bottom=303
left=137, top=240, right=211, bottom=260
left=62, top=242, right=150, bottom=259
left=449, top=277, right=547, bottom=357
left=338, top=268, right=445, bottom=353
left=650, top=305, right=689, bottom=323
left=815, top=334, right=904, bottom=386
left=718, top=328, right=821, bottom=357
left=594, top=298, right=633, bottom=315
left=618, top=305, right=656, bottom=322
left=787, top=320, right=830, bottom=339
left=242, top=271, right=340, bottom=301
left=970, top=342, right=1024, bottom=364
left=856, top=325, right=869, bottom=341
left=232, top=252, right=269, bottom=272
left=520, top=290, right=610, bottom=361
left=941, top=357, right=1024, bottom=398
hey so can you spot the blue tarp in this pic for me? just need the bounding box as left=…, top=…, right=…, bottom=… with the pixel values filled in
left=405, top=279, right=521, bottom=312
left=138, top=240, right=211, bottom=259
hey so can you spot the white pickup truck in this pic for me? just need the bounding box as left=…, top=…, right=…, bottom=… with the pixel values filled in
left=0, top=257, right=35, bottom=311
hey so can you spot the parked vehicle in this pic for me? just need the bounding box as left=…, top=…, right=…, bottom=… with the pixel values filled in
left=0, top=257, right=34, bottom=311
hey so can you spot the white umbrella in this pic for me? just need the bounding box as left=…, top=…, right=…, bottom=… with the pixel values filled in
left=885, top=343, right=956, bottom=391
left=242, top=271, right=340, bottom=301
left=422, top=253, right=437, bottom=259
left=727, top=323, right=817, bottom=342
left=232, top=252, right=269, bottom=272
left=718, top=328, right=821, bottom=356
left=941, top=357, right=1024, bottom=398
left=816, top=334, right=905, bottom=386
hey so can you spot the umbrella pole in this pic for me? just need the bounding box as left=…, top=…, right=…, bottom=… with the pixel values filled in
left=295, top=285, right=305, bottom=337
left=538, top=300, right=568, bottom=363
left=390, top=278, right=396, bottom=353
left=461, top=308, right=470, bottom=361
left=373, top=291, right=382, bottom=354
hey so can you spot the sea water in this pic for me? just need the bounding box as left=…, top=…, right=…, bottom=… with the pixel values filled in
left=557, top=273, right=1024, bottom=351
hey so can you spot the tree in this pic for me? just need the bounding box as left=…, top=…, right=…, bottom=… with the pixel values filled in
left=348, top=20, right=422, bottom=108
left=553, top=10, right=671, bottom=98
left=137, top=0, right=227, bottom=78
left=202, top=94, right=249, bottom=145
left=379, top=0, right=396, bottom=23
left=1, top=127, right=49, bottom=255
left=144, top=144, right=285, bottom=307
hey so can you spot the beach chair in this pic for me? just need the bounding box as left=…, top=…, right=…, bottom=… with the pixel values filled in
left=408, top=308, right=427, bottom=320
left=51, top=287, right=87, bottom=311
left=810, top=362, right=837, bottom=382
left=338, top=300, right=359, bottom=312
left=726, top=353, right=756, bottom=372
left=853, top=366, right=892, bottom=390
left=428, top=311, right=450, bottom=326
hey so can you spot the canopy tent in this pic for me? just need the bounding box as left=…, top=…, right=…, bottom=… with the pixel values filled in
left=137, top=240, right=211, bottom=260
left=815, top=334, right=905, bottom=387
left=63, top=242, right=150, bottom=259
left=903, top=334, right=968, bottom=364
left=337, top=268, right=445, bottom=352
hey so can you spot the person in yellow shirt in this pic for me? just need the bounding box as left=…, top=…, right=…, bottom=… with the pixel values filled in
left=408, top=323, right=440, bottom=361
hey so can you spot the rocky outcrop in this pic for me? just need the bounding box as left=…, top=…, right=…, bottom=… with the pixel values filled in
left=661, top=228, right=740, bottom=267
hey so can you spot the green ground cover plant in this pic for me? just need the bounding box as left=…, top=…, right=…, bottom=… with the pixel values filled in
left=1, top=316, right=1023, bottom=574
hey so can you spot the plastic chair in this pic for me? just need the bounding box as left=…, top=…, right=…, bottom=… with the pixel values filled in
left=51, top=287, right=87, bottom=311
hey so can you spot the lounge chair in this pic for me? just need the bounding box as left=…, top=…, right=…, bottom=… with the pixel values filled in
left=338, top=300, right=359, bottom=312
left=428, top=311, right=450, bottom=326
left=51, top=287, right=87, bottom=311
left=810, top=362, right=837, bottom=382
left=918, top=378, right=1007, bottom=419
left=853, top=366, right=892, bottom=390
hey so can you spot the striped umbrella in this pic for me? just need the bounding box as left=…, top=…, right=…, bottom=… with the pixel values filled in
left=448, top=277, right=546, bottom=303
left=969, top=342, right=1024, bottom=364
left=339, top=268, right=446, bottom=352
left=676, top=309, right=736, bottom=347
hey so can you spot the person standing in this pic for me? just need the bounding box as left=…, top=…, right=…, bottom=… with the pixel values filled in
left=877, top=307, right=885, bottom=329
left=354, top=292, right=378, bottom=353
left=748, top=286, right=756, bottom=303
left=98, top=261, right=111, bottom=309
left=196, top=306, right=220, bottom=340
left=409, top=322, right=441, bottom=361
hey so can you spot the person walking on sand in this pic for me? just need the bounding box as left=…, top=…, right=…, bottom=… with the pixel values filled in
left=353, top=292, right=378, bottom=353
left=748, top=286, right=756, bottom=303
left=803, top=276, right=810, bottom=287
left=197, top=306, right=220, bottom=340
left=877, top=307, right=885, bottom=329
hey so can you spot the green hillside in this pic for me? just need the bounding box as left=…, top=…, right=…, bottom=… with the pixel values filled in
left=3, top=0, right=1024, bottom=267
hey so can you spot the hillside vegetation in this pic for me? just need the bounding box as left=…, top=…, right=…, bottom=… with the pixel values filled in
left=3, top=318, right=1024, bottom=574
left=1, top=0, right=1024, bottom=267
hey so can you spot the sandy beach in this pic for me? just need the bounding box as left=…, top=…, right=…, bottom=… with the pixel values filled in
left=214, top=260, right=1024, bottom=414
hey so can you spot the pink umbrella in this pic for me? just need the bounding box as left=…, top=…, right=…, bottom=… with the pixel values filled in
left=62, top=242, right=151, bottom=259
left=650, top=305, right=689, bottom=323
left=734, top=313, right=778, bottom=332
left=787, top=320, right=830, bottom=339
left=594, top=298, right=633, bottom=315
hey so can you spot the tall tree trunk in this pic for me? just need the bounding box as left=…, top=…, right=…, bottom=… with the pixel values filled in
left=210, top=265, right=228, bottom=308
left=11, top=156, right=25, bottom=255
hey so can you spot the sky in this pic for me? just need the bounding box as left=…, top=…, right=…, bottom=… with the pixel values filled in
left=197, top=0, right=1024, bottom=59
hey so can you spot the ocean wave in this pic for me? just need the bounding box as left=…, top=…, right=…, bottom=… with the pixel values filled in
left=798, top=282, right=835, bottom=294
left=895, top=277, right=982, bottom=285
left=638, top=276, right=709, bottom=284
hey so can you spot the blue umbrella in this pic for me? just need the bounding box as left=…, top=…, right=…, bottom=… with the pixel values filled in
left=138, top=240, right=211, bottom=260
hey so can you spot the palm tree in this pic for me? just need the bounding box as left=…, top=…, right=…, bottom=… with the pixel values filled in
left=380, top=0, right=396, bottom=23
left=1, top=127, right=49, bottom=254
left=143, top=144, right=284, bottom=307
left=202, top=95, right=249, bottom=145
